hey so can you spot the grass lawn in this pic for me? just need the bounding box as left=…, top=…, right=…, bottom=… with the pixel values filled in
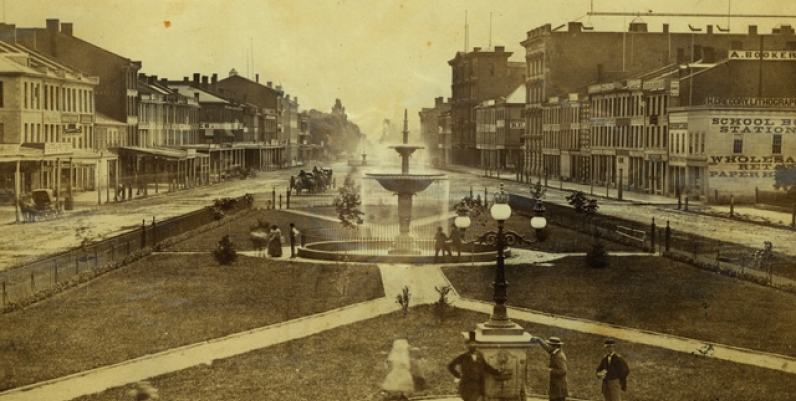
left=71, top=308, right=796, bottom=401
left=0, top=252, right=383, bottom=391
left=445, top=255, right=796, bottom=357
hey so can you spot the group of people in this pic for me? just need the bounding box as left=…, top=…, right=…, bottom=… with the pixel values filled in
left=434, top=225, right=463, bottom=262
left=254, top=223, right=301, bottom=258
left=448, top=337, right=630, bottom=401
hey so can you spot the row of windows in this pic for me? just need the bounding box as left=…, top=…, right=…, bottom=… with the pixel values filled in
left=590, top=94, right=667, bottom=118
left=589, top=125, right=669, bottom=149
left=21, top=81, right=94, bottom=113
left=139, top=103, right=197, bottom=124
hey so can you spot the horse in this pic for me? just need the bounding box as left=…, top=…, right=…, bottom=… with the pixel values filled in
left=292, top=173, right=316, bottom=195
left=249, top=231, right=269, bottom=257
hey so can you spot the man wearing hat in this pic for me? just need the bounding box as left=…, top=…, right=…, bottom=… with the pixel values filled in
left=596, top=338, right=630, bottom=401
left=532, top=336, right=568, bottom=401
left=447, top=340, right=502, bottom=401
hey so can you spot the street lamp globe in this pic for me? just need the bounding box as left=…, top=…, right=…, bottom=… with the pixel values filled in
left=490, top=184, right=512, bottom=222
left=530, top=202, right=547, bottom=230
left=454, top=201, right=471, bottom=230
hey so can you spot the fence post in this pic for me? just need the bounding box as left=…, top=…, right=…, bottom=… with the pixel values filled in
left=54, top=261, right=58, bottom=284
left=75, top=252, right=79, bottom=276
left=2, top=282, right=5, bottom=310
left=279, top=194, right=282, bottom=209
left=141, top=219, right=147, bottom=249
left=684, top=196, right=689, bottom=211
left=152, top=217, right=157, bottom=247
left=95, top=249, right=99, bottom=269
left=286, top=188, right=291, bottom=209
left=272, top=188, right=276, bottom=209
left=755, top=186, right=759, bottom=204
left=791, top=200, right=796, bottom=228
left=730, top=194, right=735, bottom=218
left=31, top=272, right=35, bottom=293
left=665, top=220, right=671, bottom=253
left=650, top=217, right=656, bottom=254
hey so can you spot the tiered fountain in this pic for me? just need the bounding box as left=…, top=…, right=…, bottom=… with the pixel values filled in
left=366, top=110, right=445, bottom=254
left=298, top=109, right=498, bottom=263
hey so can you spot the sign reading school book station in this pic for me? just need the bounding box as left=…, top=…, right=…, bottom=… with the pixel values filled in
left=701, top=109, right=796, bottom=194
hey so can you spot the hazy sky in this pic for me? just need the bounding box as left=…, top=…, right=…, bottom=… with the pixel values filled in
left=10, top=0, right=796, bottom=137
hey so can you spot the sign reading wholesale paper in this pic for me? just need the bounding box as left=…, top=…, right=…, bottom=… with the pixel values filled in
left=729, top=50, right=796, bottom=60
left=708, top=154, right=796, bottom=179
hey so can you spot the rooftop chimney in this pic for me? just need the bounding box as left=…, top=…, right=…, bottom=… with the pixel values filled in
left=435, top=96, right=443, bottom=107
left=663, top=23, right=669, bottom=33
left=183, top=76, right=189, bottom=83
left=267, top=81, right=272, bottom=88
left=568, top=22, right=583, bottom=33
left=494, top=46, right=505, bottom=52
left=46, top=19, right=59, bottom=34
left=61, top=22, right=73, bottom=36
left=211, top=73, right=217, bottom=84
left=201, top=76, right=209, bottom=88
left=256, top=73, right=259, bottom=83
left=629, top=21, right=648, bottom=32
left=473, top=47, right=481, bottom=52
left=193, top=73, right=200, bottom=85
left=707, top=25, right=713, bottom=34
left=749, top=25, right=758, bottom=35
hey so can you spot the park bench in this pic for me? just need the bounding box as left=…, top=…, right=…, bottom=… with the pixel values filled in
left=616, top=225, right=647, bottom=243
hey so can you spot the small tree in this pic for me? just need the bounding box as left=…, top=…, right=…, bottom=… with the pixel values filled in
left=335, top=171, right=364, bottom=229
left=433, top=285, right=454, bottom=324
left=396, top=286, right=411, bottom=315
left=212, top=234, right=237, bottom=265
left=586, top=232, right=609, bottom=268
left=567, top=191, right=598, bottom=216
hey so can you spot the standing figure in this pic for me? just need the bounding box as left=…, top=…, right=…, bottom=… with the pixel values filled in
left=434, top=227, right=451, bottom=262
left=449, top=225, right=463, bottom=260
left=447, top=341, right=501, bottom=401
left=267, top=224, right=283, bottom=257
left=596, top=338, right=630, bottom=401
left=289, top=222, right=300, bottom=258
left=532, top=336, right=568, bottom=401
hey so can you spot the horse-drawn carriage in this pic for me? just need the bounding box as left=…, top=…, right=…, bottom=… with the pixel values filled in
left=290, top=167, right=334, bottom=195
left=20, top=189, right=61, bottom=222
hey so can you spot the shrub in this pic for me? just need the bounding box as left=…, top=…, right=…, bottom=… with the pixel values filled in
left=212, top=234, right=237, bottom=265
left=586, top=235, right=609, bottom=268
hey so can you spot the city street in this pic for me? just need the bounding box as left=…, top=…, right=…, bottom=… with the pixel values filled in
left=3, top=162, right=795, bottom=271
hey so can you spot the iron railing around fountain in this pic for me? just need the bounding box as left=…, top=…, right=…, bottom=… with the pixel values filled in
left=301, top=224, right=447, bottom=255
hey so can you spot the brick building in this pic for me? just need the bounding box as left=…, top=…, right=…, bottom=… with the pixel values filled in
left=448, top=46, right=524, bottom=166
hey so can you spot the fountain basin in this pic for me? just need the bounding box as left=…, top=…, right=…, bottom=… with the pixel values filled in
left=298, top=240, right=503, bottom=263
left=366, top=174, right=445, bottom=193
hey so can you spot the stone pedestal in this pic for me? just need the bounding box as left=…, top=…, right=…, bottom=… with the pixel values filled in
left=463, top=323, right=534, bottom=401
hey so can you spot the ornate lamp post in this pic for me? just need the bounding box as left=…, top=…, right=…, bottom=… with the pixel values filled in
left=461, top=183, right=537, bottom=401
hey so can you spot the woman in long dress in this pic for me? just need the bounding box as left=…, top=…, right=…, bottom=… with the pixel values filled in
left=267, top=224, right=282, bottom=257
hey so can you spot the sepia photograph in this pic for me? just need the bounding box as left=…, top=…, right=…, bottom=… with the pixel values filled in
left=0, top=1, right=795, bottom=400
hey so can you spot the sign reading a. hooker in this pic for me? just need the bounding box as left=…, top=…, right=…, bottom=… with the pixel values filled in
left=729, top=50, right=796, bottom=60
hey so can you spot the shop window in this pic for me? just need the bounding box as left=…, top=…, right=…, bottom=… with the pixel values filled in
left=773, top=134, right=783, bottom=154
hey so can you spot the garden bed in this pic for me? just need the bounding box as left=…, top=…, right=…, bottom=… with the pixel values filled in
left=445, top=255, right=796, bottom=357
left=0, top=252, right=383, bottom=391
left=71, top=308, right=796, bottom=401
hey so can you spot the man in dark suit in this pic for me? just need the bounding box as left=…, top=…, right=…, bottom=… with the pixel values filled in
left=532, top=336, right=568, bottom=401
left=447, top=342, right=501, bottom=401
left=596, top=338, right=630, bottom=401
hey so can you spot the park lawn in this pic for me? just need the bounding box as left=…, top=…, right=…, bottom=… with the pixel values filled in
left=71, top=307, right=796, bottom=401
left=0, top=252, right=383, bottom=391
left=444, top=255, right=796, bottom=357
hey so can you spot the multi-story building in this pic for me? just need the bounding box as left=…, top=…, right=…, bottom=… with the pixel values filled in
left=448, top=46, right=525, bottom=166
left=418, top=97, right=451, bottom=167
left=0, top=37, right=110, bottom=213
left=137, top=74, right=199, bottom=148
left=529, top=20, right=796, bottom=201
left=8, top=19, right=141, bottom=147
left=475, top=85, right=525, bottom=177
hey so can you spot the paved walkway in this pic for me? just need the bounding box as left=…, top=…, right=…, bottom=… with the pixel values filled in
left=2, top=249, right=795, bottom=401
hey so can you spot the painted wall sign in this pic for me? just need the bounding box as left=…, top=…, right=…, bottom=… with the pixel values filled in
left=728, top=50, right=796, bottom=60
left=711, top=118, right=796, bottom=133
left=705, top=98, right=796, bottom=107
left=708, top=155, right=796, bottom=176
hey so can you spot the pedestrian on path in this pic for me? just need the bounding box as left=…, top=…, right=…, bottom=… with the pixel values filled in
left=447, top=341, right=501, bottom=401
left=289, top=222, right=300, bottom=258
left=449, top=224, right=463, bottom=260
left=434, top=226, right=451, bottom=262
left=596, top=338, right=630, bottom=401
left=532, top=336, right=568, bottom=401
left=267, top=224, right=283, bottom=257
